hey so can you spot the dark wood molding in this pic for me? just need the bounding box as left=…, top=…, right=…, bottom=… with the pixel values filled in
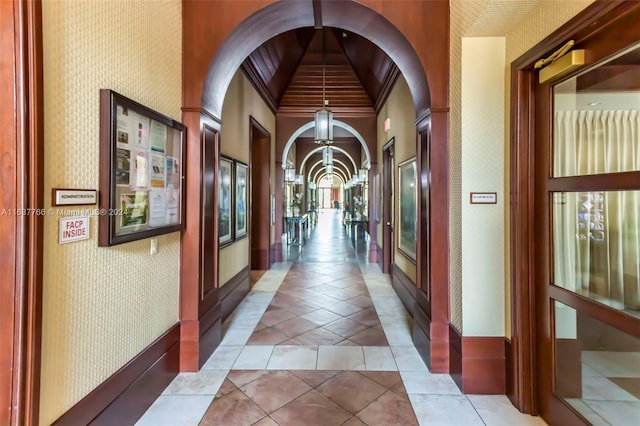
left=555, top=339, right=583, bottom=399
left=271, top=242, right=283, bottom=263
left=450, top=325, right=507, bottom=395
left=391, top=263, right=416, bottom=316
left=509, top=55, right=538, bottom=416
left=52, top=324, right=180, bottom=426
left=413, top=292, right=432, bottom=370
left=241, top=62, right=278, bottom=114
left=461, top=336, right=507, bottom=394
left=2, top=1, right=44, bottom=424
left=505, top=338, right=514, bottom=401
left=276, top=105, right=376, bottom=117
left=547, top=171, right=640, bottom=192
left=374, top=64, right=400, bottom=113
left=198, top=302, right=222, bottom=370
left=181, top=106, right=221, bottom=125
left=510, top=1, right=640, bottom=421
left=449, top=325, right=463, bottom=390
left=220, top=266, right=251, bottom=322
left=512, top=1, right=624, bottom=69
left=249, top=116, right=272, bottom=270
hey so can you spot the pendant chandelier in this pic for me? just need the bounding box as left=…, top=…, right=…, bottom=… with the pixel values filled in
left=314, top=29, right=333, bottom=145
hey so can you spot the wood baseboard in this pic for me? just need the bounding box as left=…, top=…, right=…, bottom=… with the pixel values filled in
left=52, top=324, right=180, bottom=425
left=271, top=242, right=283, bottom=263
left=391, top=263, right=416, bottom=316
left=220, top=266, right=250, bottom=322
left=449, top=325, right=507, bottom=394
left=413, top=299, right=431, bottom=370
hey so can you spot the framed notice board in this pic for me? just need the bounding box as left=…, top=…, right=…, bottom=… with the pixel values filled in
left=98, top=89, right=186, bottom=246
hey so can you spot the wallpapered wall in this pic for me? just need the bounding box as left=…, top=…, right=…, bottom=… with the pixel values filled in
left=449, top=0, right=596, bottom=335
left=40, top=1, right=182, bottom=424
left=219, top=71, right=276, bottom=285
left=377, top=76, right=417, bottom=283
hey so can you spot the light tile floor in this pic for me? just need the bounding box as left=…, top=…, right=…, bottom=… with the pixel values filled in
left=138, top=210, right=547, bottom=426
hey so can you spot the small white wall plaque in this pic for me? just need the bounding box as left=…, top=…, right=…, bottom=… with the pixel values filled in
left=470, top=192, right=497, bottom=204
left=52, top=188, right=97, bottom=206
left=59, top=216, right=90, bottom=244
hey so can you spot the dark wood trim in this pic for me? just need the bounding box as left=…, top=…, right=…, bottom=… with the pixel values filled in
left=1, top=1, right=44, bottom=424
left=547, top=171, right=640, bottom=192
left=276, top=105, right=376, bottom=116
left=220, top=266, right=251, bottom=322
left=391, top=263, right=416, bottom=316
left=181, top=107, right=222, bottom=125
left=510, top=0, right=640, bottom=420
left=271, top=242, right=283, bottom=263
left=549, top=285, right=640, bottom=339
left=427, top=108, right=450, bottom=374
left=512, top=1, right=623, bottom=69
left=555, top=338, right=582, bottom=399
left=241, top=62, right=278, bottom=114
left=198, top=302, right=222, bottom=370
left=249, top=116, right=272, bottom=270
left=412, top=293, right=432, bottom=370
left=381, top=138, right=394, bottom=274
left=509, top=55, right=538, bottom=416
left=52, top=324, right=180, bottom=426
left=450, top=325, right=507, bottom=394
left=449, top=325, right=463, bottom=391
left=374, top=65, right=400, bottom=114
left=505, top=338, right=514, bottom=401
left=461, top=336, right=506, bottom=394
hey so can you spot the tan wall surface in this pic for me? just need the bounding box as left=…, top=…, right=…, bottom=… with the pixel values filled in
left=219, top=71, right=276, bottom=285
left=40, top=1, right=182, bottom=424
left=377, top=76, right=417, bottom=283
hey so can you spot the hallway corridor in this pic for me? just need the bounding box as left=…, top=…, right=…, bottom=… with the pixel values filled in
left=137, top=211, right=544, bottom=426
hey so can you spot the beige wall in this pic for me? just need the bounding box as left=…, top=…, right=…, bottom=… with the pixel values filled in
left=40, top=1, right=182, bottom=424
left=219, top=71, right=276, bottom=285
left=376, top=76, right=417, bottom=283
left=461, top=37, right=506, bottom=336
left=450, top=0, right=596, bottom=336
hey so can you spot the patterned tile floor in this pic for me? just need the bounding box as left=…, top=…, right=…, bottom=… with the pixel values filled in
left=137, top=210, right=547, bottom=426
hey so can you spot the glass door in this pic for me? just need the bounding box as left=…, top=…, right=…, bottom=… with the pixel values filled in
left=536, top=42, right=640, bottom=424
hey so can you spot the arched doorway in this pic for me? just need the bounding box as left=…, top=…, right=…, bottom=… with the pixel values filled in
left=180, top=0, right=450, bottom=375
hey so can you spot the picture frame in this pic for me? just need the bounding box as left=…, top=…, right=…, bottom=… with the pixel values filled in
left=234, top=161, right=248, bottom=240
left=219, top=156, right=234, bottom=246
left=99, top=89, right=186, bottom=246
left=398, top=157, right=417, bottom=263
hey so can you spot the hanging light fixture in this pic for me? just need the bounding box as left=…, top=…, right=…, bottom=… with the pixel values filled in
left=315, top=29, right=333, bottom=145
left=322, top=146, right=333, bottom=166
left=284, top=167, right=296, bottom=182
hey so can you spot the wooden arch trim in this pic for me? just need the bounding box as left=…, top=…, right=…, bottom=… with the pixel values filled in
left=201, top=0, right=431, bottom=120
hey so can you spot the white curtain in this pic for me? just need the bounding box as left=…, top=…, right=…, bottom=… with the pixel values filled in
left=553, top=110, right=640, bottom=311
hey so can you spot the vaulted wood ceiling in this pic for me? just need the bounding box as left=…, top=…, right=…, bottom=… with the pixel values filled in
left=241, top=28, right=399, bottom=114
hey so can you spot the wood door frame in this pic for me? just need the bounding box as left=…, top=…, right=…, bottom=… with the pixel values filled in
left=382, top=138, right=395, bottom=274
left=1, top=1, right=44, bottom=424
left=509, top=0, right=640, bottom=416
left=249, top=116, right=272, bottom=270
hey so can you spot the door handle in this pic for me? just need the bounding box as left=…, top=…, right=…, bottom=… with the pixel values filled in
left=386, top=222, right=391, bottom=226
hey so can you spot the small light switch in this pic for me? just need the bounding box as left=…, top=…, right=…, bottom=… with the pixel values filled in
left=150, top=238, right=158, bottom=255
